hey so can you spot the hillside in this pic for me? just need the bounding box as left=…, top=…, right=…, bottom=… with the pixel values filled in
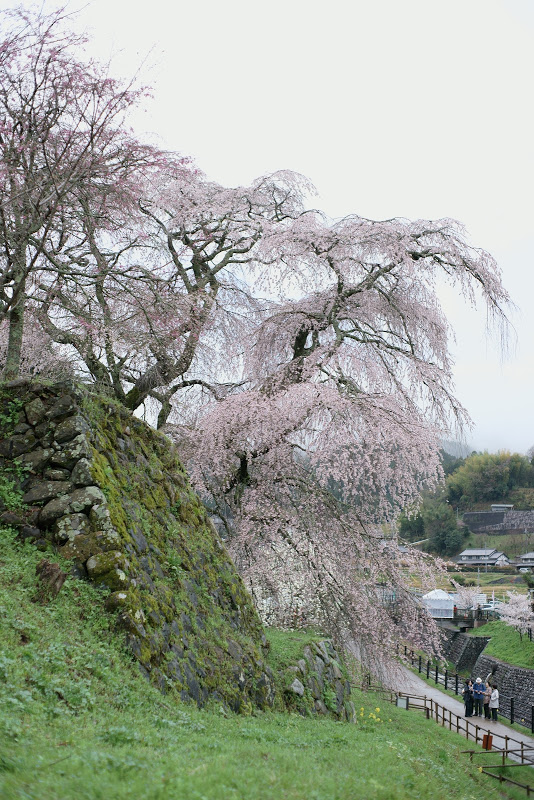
left=0, top=526, right=525, bottom=800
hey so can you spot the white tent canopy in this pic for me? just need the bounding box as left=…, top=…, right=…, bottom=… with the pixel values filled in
left=422, top=589, right=454, bottom=619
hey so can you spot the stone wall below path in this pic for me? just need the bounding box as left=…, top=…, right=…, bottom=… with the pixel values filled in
left=472, top=654, right=534, bottom=725
left=441, top=629, right=490, bottom=674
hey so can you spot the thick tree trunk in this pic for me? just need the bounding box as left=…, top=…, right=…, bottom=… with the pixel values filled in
left=3, top=282, right=25, bottom=381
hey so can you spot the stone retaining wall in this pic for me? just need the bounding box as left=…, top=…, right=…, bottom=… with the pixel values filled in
left=441, top=627, right=534, bottom=724
left=472, top=653, right=534, bottom=724
left=440, top=629, right=490, bottom=674
left=284, top=639, right=356, bottom=721
left=463, top=510, right=534, bottom=534
left=0, top=380, right=353, bottom=719
left=0, top=380, right=274, bottom=711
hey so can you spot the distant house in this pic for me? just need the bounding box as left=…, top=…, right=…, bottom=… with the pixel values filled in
left=456, top=548, right=510, bottom=567
left=516, top=552, right=534, bottom=571
left=491, top=504, right=514, bottom=512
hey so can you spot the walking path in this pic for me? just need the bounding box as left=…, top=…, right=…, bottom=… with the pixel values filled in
left=394, top=667, right=534, bottom=762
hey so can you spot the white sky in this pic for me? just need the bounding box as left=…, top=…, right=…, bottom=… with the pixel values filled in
left=4, top=0, right=533, bottom=453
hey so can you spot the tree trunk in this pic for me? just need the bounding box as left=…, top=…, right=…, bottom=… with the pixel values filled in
left=3, top=280, right=25, bottom=381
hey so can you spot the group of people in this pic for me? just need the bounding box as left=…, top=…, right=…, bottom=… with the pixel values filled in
left=462, top=676, right=499, bottom=721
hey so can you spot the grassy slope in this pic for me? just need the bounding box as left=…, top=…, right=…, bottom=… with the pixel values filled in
left=470, top=619, right=534, bottom=669
left=0, top=527, right=527, bottom=800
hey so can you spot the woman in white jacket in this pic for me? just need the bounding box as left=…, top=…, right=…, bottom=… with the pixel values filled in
left=489, top=685, right=499, bottom=722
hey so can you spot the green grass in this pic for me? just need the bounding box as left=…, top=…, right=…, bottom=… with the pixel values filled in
left=0, top=526, right=529, bottom=800
left=470, top=619, right=534, bottom=669
left=264, top=627, right=325, bottom=672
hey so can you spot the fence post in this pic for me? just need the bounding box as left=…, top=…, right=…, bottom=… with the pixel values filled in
left=427, top=660, right=430, bottom=679
left=531, top=705, right=534, bottom=734
left=418, top=655, right=422, bottom=673
left=455, top=674, right=458, bottom=695
left=411, top=650, right=414, bottom=666
left=510, top=698, right=514, bottom=725
left=435, top=664, right=438, bottom=684
left=404, top=645, right=407, bottom=657
left=445, top=669, right=448, bottom=691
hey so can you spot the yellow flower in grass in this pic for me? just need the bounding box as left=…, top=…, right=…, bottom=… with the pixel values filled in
left=375, top=707, right=380, bottom=713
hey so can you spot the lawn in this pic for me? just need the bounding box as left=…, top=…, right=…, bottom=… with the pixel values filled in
left=470, top=619, right=534, bottom=669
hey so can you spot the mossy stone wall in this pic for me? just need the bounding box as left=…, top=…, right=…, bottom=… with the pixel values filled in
left=0, top=379, right=355, bottom=720
left=0, top=380, right=275, bottom=711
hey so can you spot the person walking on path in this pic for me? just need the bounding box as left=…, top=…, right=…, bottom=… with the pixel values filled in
left=489, top=685, right=499, bottom=722
left=483, top=682, right=492, bottom=719
left=473, top=677, right=486, bottom=717
left=462, top=679, right=474, bottom=717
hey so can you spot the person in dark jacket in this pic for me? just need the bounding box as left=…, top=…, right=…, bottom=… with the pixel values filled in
left=472, top=677, right=486, bottom=716
left=462, top=679, right=474, bottom=717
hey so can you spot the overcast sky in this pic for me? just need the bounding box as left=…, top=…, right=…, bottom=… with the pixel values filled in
left=4, top=0, right=533, bottom=453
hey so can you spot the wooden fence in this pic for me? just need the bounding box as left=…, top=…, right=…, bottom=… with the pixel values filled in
left=394, top=690, right=534, bottom=795
left=403, top=646, right=534, bottom=732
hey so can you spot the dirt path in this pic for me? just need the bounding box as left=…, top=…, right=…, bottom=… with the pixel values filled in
left=394, top=667, right=534, bottom=762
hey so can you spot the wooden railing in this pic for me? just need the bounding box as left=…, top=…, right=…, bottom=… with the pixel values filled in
left=395, top=691, right=534, bottom=795
left=402, top=646, right=534, bottom=732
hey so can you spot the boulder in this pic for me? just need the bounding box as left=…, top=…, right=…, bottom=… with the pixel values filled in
left=289, top=678, right=305, bottom=697
left=24, top=397, right=47, bottom=426
left=59, top=531, right=107, bottom=563
left=86, top=550, right=126, bottom=578
left=16, top=448, right=53, bottom=473
left=68, top=485, right=106, bottom=512
left=0, top=510, right=25, bottom=527
left=39, top=496, right=72, bottom=525
left=44, top=468, right=71, bottom=481
left=52, top=513, right=91, bottom=543
left=0, top=432, right=36, bottom=457
left=70, top=458, right=93, bottom=486
left=46, top=395, right=79, bottom=419
left=22, top=480, right=72, bottom=504
left=54, top=415, right=90, bottom=444
left=49, top=434, right=91, bottom=467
